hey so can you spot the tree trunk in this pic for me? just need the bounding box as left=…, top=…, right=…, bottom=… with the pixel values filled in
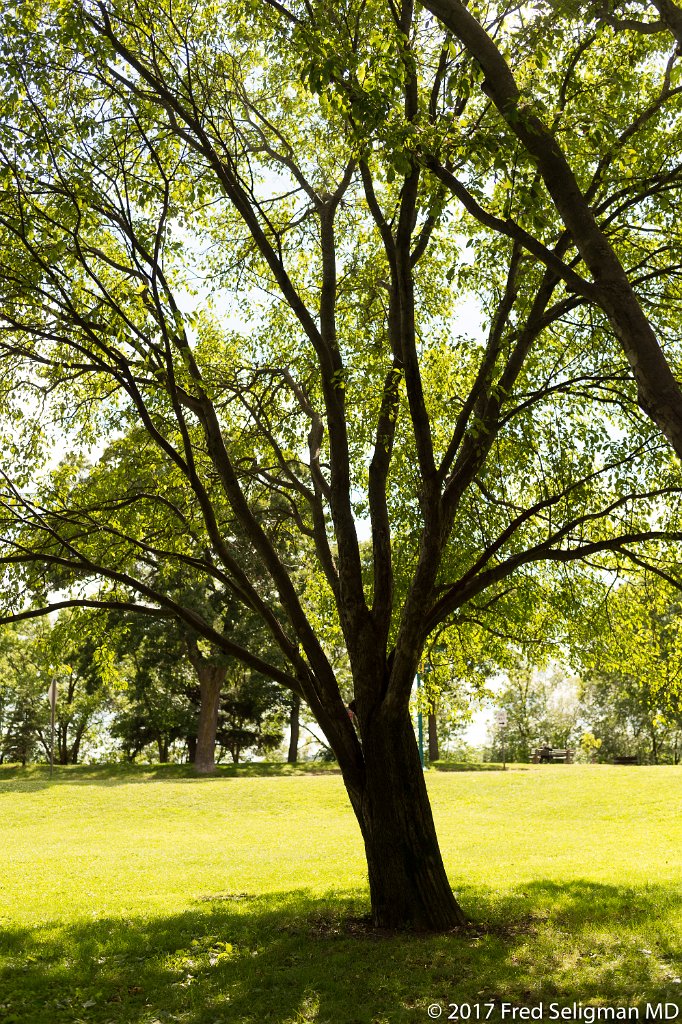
left=349, top=706, right=467, bottom=931
left=288, top=694, right=300, bottom=764
left=58, top=724, right=68, bottom=765
left=428, top=710, right=439, bottom=763
left=157, top=736, right=169, bottom=762
left=71, top=724, right=85, bottom=765
left=186, top=735, right=197, bottom=763
left=194, top=663, right=227, bottom=774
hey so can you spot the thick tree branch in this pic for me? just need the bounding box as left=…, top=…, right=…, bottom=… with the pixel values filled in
left=427, top=160, right=596, bottom=299
left=420, top=0, right=682, bottom=459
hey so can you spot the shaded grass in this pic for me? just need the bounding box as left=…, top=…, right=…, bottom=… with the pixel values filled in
left=0, top=765, right=680, bottom=1023
left=0, top=761, right=343, bottom=786
left=1, top=885, right=680, bottom=1024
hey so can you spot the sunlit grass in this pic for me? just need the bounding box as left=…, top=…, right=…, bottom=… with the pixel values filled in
left=0, top=763, right=680, bottom=1023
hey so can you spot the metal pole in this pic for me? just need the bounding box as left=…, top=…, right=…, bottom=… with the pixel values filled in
left=48, top=680, right=57, bottom=779
left=50, top=702, right=55, bottom=779
left=416, top=668, right=424, bottom=769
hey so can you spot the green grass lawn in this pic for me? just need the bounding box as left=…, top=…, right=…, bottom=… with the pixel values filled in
left=0, top=763, right=680, bottom=1024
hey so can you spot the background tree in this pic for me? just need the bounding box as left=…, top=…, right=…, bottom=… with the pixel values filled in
left=579, top=672, right=682, bottom=763
left=574, top=573, right=682, bottom=763
left=109, top=615, right=196, bottom=763
left=42, top=611, right=115, bottom=764
left=0, top=612, right=113, bottom=764
left=412, top=627, right=493, bottom=763
left=0, top=623, right=45, bottom=764
left=175, top=571, right=287, bottom=772
left=489, top=664, right=581, bottom=763
left=215, top=665, right=286, bottom=763
left=7, top=430, right=289, bottom=771
left=109, top=609, right=288, bottom=766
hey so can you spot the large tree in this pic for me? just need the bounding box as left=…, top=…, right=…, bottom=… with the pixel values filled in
left=2, top=0, right=682, bottom=929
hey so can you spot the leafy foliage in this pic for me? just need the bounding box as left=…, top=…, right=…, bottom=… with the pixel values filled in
left=574, top=572, right=682, bottom=763
left=0, top=611, right=114, bottom=765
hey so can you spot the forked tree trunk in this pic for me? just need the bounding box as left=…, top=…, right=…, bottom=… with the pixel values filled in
left=287, top=694, right=300, bottom=764
left=348, top=706, right=467, bottom=931
left=194, top=663, right=228, bottom=774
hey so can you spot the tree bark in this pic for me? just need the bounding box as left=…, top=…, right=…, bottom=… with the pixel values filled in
left=428, top=710, right=439, bottom=763
left=652, top=0, right=682, bottom=46
left=193, top=662, right=227, bottom=774
left=58, top=724, right=68, bottom=765
left=348, top=706, right=467, bottom=931
left=71, top=723, right=86, bottom=765
left=287, top=694, right=300, bottom=764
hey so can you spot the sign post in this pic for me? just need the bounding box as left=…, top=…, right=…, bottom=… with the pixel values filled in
left=48, top=680, right=57, bottom=779
left=494, top=709, right=508, bottom=770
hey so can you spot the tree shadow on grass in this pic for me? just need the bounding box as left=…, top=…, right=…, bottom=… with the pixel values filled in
left=0, top=882, right=680, bottom=1024
left=0, top=781, right=52, bottom=794
left=0, top=762, right=522, bottom=789
left=0, top=763, right=343, bottom=788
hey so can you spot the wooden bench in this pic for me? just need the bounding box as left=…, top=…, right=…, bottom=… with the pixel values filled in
left=532, top=747, right=574, bottom=764
left=612, top=755, right=639, bottom=765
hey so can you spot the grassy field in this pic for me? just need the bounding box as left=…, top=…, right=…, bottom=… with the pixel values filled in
left=0, top=763, right=680, bottom=1024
